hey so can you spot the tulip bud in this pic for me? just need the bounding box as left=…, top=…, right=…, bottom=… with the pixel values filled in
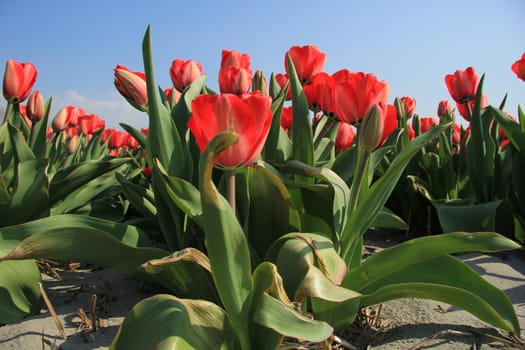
left=26, top=91, right=45, bottom=121
left=68, top=134, right=79, bottom=154
left=114, top=65, right=148, bottom=112
left=52, top=107, right=68, bottom=130
left=358, top=104, right=384, bottom=152
left=3, top=59, right=38, bottom=103
left=252, top=70, right=268, bottom=95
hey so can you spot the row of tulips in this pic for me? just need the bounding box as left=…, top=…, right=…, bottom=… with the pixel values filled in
left=1, top=26, right=524, bottom=348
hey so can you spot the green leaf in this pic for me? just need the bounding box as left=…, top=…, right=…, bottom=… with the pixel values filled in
left=139, top=248, right=220, bottom=302
left=0, top=159, right=49, bottom=227
left=117, top=173, right=158, bottom=223
left=0, top=260, right=42, bottom=324
left=8, top=123, right=35, bottom=163
left=357, top=255, right=520, bottom=334
left=236, top=165, right=301, bottom=260
left=372, top=207, right=409, bottom=231
left=253, top=293, right=333, bottom=342
left=110, top=294, right=235, bottom=350
left=340, top=121, right=452, bottom=264
left=262, top=80, right=290, bottom=162
left=287, top=56, right=314, bottom=171
left=0, top=215, right=168, bottom=277
left=48, top=157, right=130, bottom=206
left=437, top=200, right=514, bottom=236
left=199, top=131, right=253, bottom=347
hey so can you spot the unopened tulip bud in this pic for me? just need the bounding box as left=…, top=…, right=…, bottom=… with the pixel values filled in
left=358, top=104, right=385, bottom=152
left=52, top=107, right=68, bottom=130
left=3, top=59, right=38, bottom=103
left=252, top=70, right=268, bottom=95
left=26, top=91, right=45, bottom=121
left=68, top=134, right=79, bottom=154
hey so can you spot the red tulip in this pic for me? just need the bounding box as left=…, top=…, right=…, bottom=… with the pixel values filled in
left=220, top=50, right=250, bottom=69
left=26, top=91, right=45, bottom=121
left=335, top=122, right=356, bottom=152
left=188, top=92, right=273, bottom=168
left=164, top=87, right=182, bottom=106
left=419, top=117, right=438, bottom=133
left=398, top=96, right=416, bottom=118
left=511, top=52, right=525, bottom=82
left=114, top=65, right=148, bottom=111
left=78, top=114, right=105, bottom=135
left=437, top=100, right=454, bottom=119
left=275, top=73, right=291, bottom=100
left=285, top=45, right=326, bottom=85
left=452, top=124, right=461, bottom=145
left=445, top=67, right=479, bottom=103
left=280, top=105, right=293, bottom=131
left=169, top=59, right=203, bottom=92
left=218, top=66, right=252, bottom=94
left=108, top=129, right=129, bottom=149
left=406, top=123, right=415, bottom=140
left=456, top=92, right=488, bottom=121
left=3, top=59, right=38, bottom=103
left=334, top=72, right=389, bottom=124
left=52, top=105, right=86, bottom=130
left=303, top=72, right=334, bottom=114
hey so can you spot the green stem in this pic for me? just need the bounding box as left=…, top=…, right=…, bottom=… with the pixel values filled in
left=225, top=169, right=236, bottom=214
left=348, top=146, right=371, bottom=214
left=2, top=103, right=13, bottom=124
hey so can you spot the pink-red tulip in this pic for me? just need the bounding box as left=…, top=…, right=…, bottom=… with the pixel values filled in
left=445, top=67, right=479, bottom=103
left=188, top=92, right=273, bottom=168
left=399, top=96, right=416, bottom=118
left=218, top=66, right=252, bottom=95
left=26, top=91, right=45, bottom=121
left=78, top=114, right=105, bottom=135
left=437, top=100, right=454, bottom=119
left=511, top=52, right=525, bottom=82
left=3, top=59, right=38, bottom=103
left=280, top=106, right=293, bottom=131
left=334, top=72, right=389, bottom=124
left=275, top=73, right=291, bottom=100
left=164, top=87, right=182, bottom=106
left=169, top=59, right=203, bottom=92
left=285, top=45, right=326, bottom=85
left=456, top=92, right=488, bottom=122
left=419, top=117, right=439, bottom=133
left=358, top=103, right=397, bottom=151
left=52, top=106, right=86, bottom=130
left=114, top=65, right=148, bottom=111
left=220, top=50, right=251, bottom=70
left=335, top=122, right=356, bottom=152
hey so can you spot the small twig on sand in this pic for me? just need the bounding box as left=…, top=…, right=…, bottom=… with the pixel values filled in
left=38, top=282, right=66, bottom=339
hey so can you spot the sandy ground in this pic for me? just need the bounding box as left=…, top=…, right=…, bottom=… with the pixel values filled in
left=0, top=251, right=524, bottom=349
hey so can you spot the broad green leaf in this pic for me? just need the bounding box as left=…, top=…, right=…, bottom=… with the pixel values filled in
left=117, top=173, right=158, bottom=222
left=139, top=248, right=220, bottom=302
left=340, top=121, right=452, bottom=264
left=8, top=123, right=35, bottom=163
left=236, top=165, right=301, bottom=260
left=491, top=105, right=525, bottom=151
left=263, top=82, right=291, bottom=162
left=0, top=159, right=49, bottom=226
left=287, top=56, right=314, bottom=171
left=110, top=294, right=235, bottom=350
left=357, top=255, right=520, bottom=334
left=437, top=200, right=514, bottom=236
left=0, top=260, right=42, bottom=324
left=343, top=232, right=520, bottom=291
left=199, top=131, right=253, bottom=347
left=253, top=293, right=333, bottom=342
left=48, top=157, right=130, bottom=206
left=142, top=26, right=190, bottom=180
left=372, top=207, right=409, bottom=231
left=0, top=215, right=168, bottom=276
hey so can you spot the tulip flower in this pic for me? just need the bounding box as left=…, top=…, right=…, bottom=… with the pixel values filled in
left=26, top=91, right=45, bottom=121
left=358, top=103, right=397, bottom=152
left=511, top=52, right=525, bottom=82
left=78, top=114, right=105, bottom=135
left=303, top=72, right=334, bottom=114
left=3, top=59, right=38, bottom=103
left=114, top=65, right=148, bottom=112
left=218, top=66, right=252, bottom=95
left=419, top=117, right=439, bottom=133
left=334, top=72, right=389, bottom=124
left=275, top=73, right=291, bottom=100
left=437, top=100, right=454, bottom=119
left=456, top=92, right=488, bottom=122
left=398, top=96, right=416, bottom=118
left=164, top=87, right=182, bottom=106
left=52, top=106, right=86, bottom=130
left=169, top=59, right=203, bottom=92
left=280, top=105, right=293, bottom=131
left=188, top=92, right=272, bottom=169
left=335, top=121, right=356, bottom=152
left=445, top=67, right=479, bottom=103
left=220, top=49, right=251, bottom=69
left=108, top=129, right=129, bottom=149
left=285, top=45, right=326, bottom=85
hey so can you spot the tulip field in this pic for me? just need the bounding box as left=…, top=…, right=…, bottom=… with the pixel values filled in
left=1, top=26, right=525, bottom=348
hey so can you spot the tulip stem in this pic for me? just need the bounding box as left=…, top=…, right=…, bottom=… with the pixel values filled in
left=224, top=169, right=236, bottom=214
left=2, top=103, right=13, bottom=124
left=348, top=146, right=371, bottom=215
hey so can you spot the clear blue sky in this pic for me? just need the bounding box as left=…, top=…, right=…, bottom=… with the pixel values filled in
left=2, top=0, right=524, bottom=129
